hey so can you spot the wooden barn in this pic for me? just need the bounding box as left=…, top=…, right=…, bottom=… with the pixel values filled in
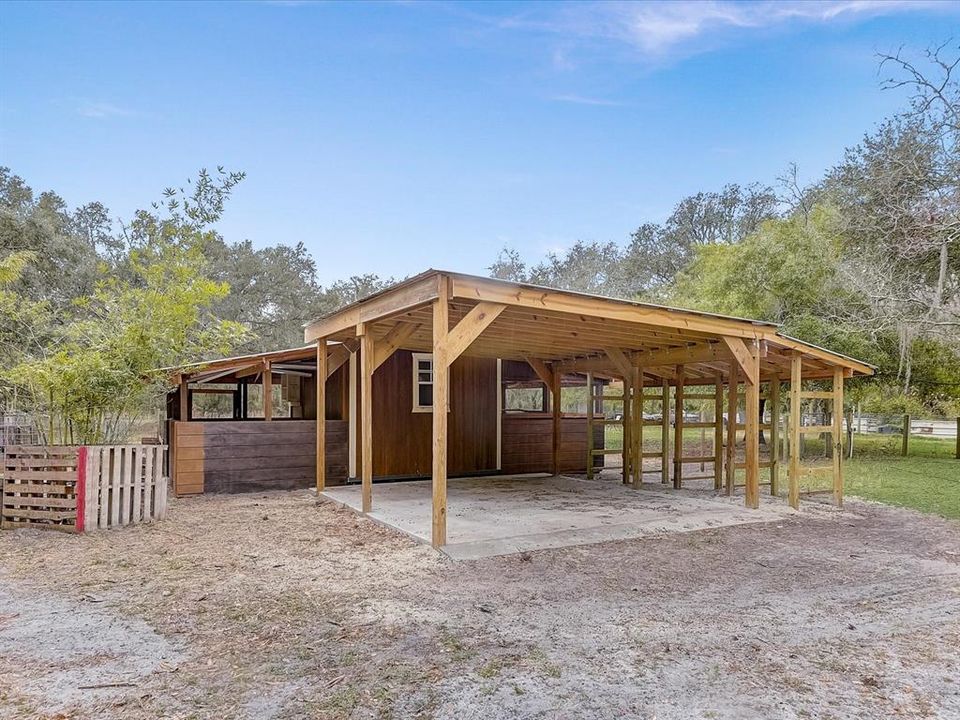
left=167, top=269, right=873, bottom=549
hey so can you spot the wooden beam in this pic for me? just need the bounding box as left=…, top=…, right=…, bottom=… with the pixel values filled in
left=179, top=376, right=189, bottom=422
left=442, top=302, right=507, bottom=363
left=832, top=366, right=844, bottom=508
left=316, top=340, right=327, bottom=493
left=432, top=285, right=450, bottom=548
left=373, top=322, right=421, bottom=372
left=326, top=345, right=351, bottom=379
left=722, top=337, right=757, bottom=386
left=661, top=379, right=670, bottom=484
left=525, top=356, right=555, bottom=388
left=632, top=366, right=643, bottom=488
left=769, top=375, right=780, bottom=496
left=551, top=373, right=561, bottom=476
left=634, top=342, right=729, bottom=369
left=604, top=347, right=634, bottom=378
left=586, top=372, right=595, bottom=480
left=359, top=328, right=374, bottom=513
left=305, top=272, right=441, bottom=341
left=725, top=364, right=738, bottom=496
left=714, top=374, right=723, bottom=491
left=449, top=273, right=767, bottom=339
left=673, top=365, right=684, bottom=488
left=788, top=353, right=802, bottom=509
left=263, top=360, right=273, bottom=421
left=622, top=375, right=632, bottom=485
left=744, top=346, right=761, bottom=509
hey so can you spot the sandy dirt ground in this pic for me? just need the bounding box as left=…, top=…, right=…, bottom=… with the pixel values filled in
left=0, top=484, right=958, bottom=720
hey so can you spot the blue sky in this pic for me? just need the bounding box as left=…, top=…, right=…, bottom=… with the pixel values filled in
left=2, top=1, right=957, bottom=284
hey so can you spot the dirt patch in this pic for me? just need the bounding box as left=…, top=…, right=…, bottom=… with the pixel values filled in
left=0, top=487, right=957, bottom=719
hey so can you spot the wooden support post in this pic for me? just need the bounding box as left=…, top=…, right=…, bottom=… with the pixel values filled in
left=769, top=375, right=780, bottom=496
left=714, top=374, right=723, bottom=490
left=661, top=379, right=670, bottom=484
left=431, top=289, right=450, bottom=548
left=632, top=367, right=643, bottom=488
left=902, top=414, right=910, bottom=457
left=744, top=347, right=760, bottom=509
left=673, top=365, right=684, bottom=489
left=832, top=366, right=844, bottom=508
left=725, top=365, right=738, bottom=496
left=179, top=376, right=189, bottom=422
left=622, top=376, right=631, bottom=485
left=316, top=340, right=327, bottom=493
left=359, top=328, right=374, bottom=513
left=586, top=372, right=594, bottom=480
left=552, top=372, right=561, bottom=476
left=263, top=360, right=273, bottom=421
left=788, top=353, right=802, bottom=510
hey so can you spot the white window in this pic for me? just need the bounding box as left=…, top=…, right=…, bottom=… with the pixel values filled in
left=412, top=353, right=433, bottom=412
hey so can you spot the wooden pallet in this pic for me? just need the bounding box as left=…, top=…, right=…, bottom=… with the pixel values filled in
left=1, top=446, right=80, bottom=532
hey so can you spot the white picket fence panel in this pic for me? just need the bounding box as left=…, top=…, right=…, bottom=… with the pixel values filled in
left=82, top=445, right=168, bottom=531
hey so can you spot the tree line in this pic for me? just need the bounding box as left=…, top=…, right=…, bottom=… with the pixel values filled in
left=0, top=45, right=957, bottom=443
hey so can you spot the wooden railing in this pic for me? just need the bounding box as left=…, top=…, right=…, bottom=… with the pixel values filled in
left=1, top=445, right=168, bottom=533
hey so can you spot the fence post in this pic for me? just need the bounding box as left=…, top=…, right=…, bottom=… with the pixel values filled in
left=902, top=414, right=910, bottom=457
left=956, top=417, right=959, bottom=460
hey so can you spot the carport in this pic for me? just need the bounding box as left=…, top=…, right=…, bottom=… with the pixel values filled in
left=305, top=269, right=874, bottom=549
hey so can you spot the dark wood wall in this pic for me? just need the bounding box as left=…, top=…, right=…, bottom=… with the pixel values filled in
left=500, top=413, right=604, bottom=475
left=371, top=351, right=499, bottom=478
left=172, top=420, right=348, bottom=495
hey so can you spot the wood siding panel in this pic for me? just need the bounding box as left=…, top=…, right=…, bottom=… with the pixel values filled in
left=501, top=414, right=604, bottom=475
left=371, top=350, right=498, bottom=479
left=172, top=420, right=347, bottom=495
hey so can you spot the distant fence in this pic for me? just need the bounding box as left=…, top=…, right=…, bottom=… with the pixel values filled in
left=1, top=445, right=168, bottom=533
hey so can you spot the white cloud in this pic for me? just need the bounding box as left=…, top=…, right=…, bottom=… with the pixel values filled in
left=505, top=1, right=951, bottom=58
left=77, top=101, right=136, bottom=119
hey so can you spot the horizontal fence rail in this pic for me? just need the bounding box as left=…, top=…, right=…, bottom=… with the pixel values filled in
left=1, top=444, right=168, bottom=533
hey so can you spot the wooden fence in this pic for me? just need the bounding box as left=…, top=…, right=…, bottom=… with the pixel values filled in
left=1, top=445, right=168, bottom=533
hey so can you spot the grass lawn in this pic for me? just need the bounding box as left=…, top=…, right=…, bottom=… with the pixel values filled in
left=605, top=425, right=959, bottom=520
left=844, top=434, right=960, bottom=520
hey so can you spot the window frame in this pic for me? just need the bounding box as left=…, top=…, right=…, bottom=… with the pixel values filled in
left=411, top=352, right=434, bottom=413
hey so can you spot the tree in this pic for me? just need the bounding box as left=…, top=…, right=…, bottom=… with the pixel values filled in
left=1, top=171, right=251, bottom=443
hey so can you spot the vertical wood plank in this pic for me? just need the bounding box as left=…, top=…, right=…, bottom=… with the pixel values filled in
left=132, top=446, right=143, bottom=523
left=316, top=340, right=327, bottom=493
left=789, top=353, right=802, bottom=509
left=585, top=372, right=594, bottom=480
left=120, top=446, right=133, bottom=525
left=360, top=329, right=374, bottom=514
left=110, top=447, right=122, bottom=527
left=431, top=283, right=450, bottom=548
left=832, top=366, right=844, bottom=508
left=769, top=375, right=780, bottom=496
left=99, top=448, right=111, bottom=528
left=155, top=446, right=168, bottom=520
left=714, top=375, right=724, bottom=490
left=673, top=365, right=684, bottom=489
left=179, top=376, right=189, bottom=421
left=744, top=347, right=761, bottom=509
left=660, top=379, right=670, bottom=484
left=142, top=446, right=155, bottom=523
left=85, top=447, right=100, bottom=530
left=263, top=361, right=273, bottom=421
left=725, top=365, right=738, bottom=496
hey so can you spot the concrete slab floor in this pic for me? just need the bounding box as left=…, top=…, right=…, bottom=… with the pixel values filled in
left=322, top=474, right=797, bottom=560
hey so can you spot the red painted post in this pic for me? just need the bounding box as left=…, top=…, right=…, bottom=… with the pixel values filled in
left=75, top=446, right=87, bottom=533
